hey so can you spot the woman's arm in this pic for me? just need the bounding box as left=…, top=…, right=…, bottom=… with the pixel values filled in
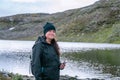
left=32, top=43, right=43, bottom=80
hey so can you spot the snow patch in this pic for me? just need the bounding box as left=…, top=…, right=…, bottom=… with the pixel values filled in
left=9, top=27, right=15, bottom=30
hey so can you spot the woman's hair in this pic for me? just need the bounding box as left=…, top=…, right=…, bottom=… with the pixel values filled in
left=44, top=36, right=60, bottom=56
left=51, top=39, right=60, bottom=56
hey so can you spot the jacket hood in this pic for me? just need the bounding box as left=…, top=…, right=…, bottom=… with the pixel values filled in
left=35, top=36, right=46, bottom=44
left=32, top=36, right=46, bottom=50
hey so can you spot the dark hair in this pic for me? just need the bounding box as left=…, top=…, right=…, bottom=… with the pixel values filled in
left=51, top=39, right=60, bottom=56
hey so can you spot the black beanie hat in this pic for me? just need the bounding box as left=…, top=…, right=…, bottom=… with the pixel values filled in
left=43, top=22, right=56, bottom=35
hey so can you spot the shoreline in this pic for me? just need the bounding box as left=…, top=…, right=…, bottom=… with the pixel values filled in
left=0, top=71, right=102, bottom=80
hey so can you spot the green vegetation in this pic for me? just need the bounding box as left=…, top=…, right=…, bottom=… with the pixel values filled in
left=0, top=0, right=120, bottom=43
left=0, top=72, right=23, bottom=80
left=62, top=49, right=120, bottom=66
left=11, top=74, right=23, bottom=80
left=58, top=22, right=120, bottom=43
left=62, top=49, right=120, bottom=76
left=0, top=72, right=82, bottom=80
left=107, top=24, right=120, bottom=43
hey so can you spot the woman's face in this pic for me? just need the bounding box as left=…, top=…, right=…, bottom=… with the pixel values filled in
left=45, top=30, right=56, bottom=40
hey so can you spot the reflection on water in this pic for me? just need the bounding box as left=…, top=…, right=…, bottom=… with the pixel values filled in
left=0, top=40, right=120, bottom=79
left=62, top=49, right=120, bottom=79
left=0, top=52, right=116, bottom=79
left=60, top=58, right=113, bottom=79
left=0, top=52, right=30, bottom=75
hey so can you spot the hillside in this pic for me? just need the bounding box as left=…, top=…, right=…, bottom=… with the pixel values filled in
left=0, top=0, right=120, bottom=43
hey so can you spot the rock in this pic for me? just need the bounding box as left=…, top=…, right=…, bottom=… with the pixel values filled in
left=0, top=71, right=104, bottom=80
left=0, top=72, right=11, bottom=80
left=22, top=75, right=104, bottom=80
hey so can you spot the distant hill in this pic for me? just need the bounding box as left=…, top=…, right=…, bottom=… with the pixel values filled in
left=0, top=0, right=120, bottom=43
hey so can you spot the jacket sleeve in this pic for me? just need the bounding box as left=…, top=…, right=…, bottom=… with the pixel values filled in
left=32, top=43, right=43, bottom=80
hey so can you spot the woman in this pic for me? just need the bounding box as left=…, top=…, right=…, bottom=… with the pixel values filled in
left=31, top=22, right=65, bottom=80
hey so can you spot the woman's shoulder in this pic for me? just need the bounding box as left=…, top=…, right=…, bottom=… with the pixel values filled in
left=32, top=36, right=45, bottom=48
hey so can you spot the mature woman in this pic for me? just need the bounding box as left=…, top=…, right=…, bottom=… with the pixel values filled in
left=31, top=22, right=65, bottom=80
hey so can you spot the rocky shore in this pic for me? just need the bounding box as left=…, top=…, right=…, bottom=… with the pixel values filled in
left=22, top=75, right=103, bottom=80
left=0, top=71, right=103, bottom=80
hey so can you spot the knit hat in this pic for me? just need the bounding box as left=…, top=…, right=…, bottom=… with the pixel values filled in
left=43, top=22, right=56, bottom=35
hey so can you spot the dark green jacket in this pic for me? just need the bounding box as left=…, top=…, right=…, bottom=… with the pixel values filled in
left=31, top=36, right=60, bottom=80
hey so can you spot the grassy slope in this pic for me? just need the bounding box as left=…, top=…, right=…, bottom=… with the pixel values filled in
left=57, top=22, right=120, bottom=43
left=0, top=0, right=120, bottom=43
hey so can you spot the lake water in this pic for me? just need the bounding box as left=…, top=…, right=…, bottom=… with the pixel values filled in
left=0, top=40, right=120, bottom=79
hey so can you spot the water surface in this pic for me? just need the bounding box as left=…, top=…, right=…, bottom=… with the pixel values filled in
left=0, top=40, right=120, bottom=79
